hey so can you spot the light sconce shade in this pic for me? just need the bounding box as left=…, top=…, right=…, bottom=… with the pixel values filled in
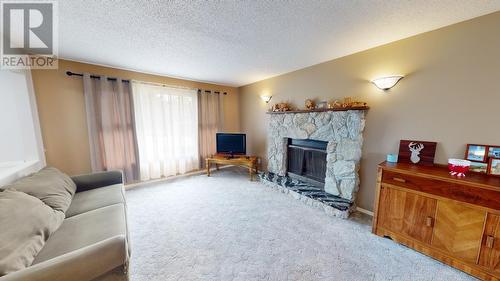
left=371, top=75, right=404, bottom=90
left=260, top=95, right=272, bottom=103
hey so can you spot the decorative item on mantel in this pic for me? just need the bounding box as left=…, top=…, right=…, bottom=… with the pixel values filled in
left=327, top=99, right=342, bottom=109
left=351, top=101, right=368, bottom=107
left=316, top=101, right=327, bottom=109
left=328, top=97, right=367, bottom=110
left=267, top=97, right=368, bottom=114
left=304, top=99, right=315, bottom=110
left=342, top=97, right=353, bottom=107
left=270, top=102, right=293, bottom=112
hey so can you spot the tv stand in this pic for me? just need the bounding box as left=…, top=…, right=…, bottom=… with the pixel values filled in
left=223, top=154, right=249, bottom=160
left=224, top=154, right=236, bottom=159
left=206, top=154, right=259, bottom=181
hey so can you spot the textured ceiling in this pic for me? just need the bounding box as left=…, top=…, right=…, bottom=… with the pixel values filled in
left=59, top=1, right=500, bottom=86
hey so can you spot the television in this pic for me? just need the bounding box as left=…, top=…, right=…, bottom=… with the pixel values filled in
left=216, top=133, right=246, bottom=156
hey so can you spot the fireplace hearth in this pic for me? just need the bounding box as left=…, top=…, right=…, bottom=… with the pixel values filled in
left=259, top=172, right=354, bottom=218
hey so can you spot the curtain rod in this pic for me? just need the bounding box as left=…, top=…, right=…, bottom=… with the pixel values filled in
left=66, top=71, right=129, bottom=82
left=198, top=89, right=227, bottom=95
left=132, top=80, right=196, bottom=91
left=66, top=71, right=227, bottom=95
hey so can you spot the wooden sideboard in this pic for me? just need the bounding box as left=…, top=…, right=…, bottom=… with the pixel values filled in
left=373, top=161, right=500, bottom=281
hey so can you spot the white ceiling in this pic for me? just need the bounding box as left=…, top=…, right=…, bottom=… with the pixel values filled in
left=59, top=1, right=500, bottom=87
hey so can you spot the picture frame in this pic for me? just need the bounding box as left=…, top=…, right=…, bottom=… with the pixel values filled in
left=465, top=144, right=488, bottom=163
left=488, top=146, right=500, bottom=159
left=487, top=157, right=500, bottom=176
left=470, top=161, right=488, bottom=174
left=398, top=140, right=437, bottom=166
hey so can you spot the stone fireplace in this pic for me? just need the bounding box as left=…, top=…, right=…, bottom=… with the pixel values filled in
left=267, top=110, right=366, bottom=202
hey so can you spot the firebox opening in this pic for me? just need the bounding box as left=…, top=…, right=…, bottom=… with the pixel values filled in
left=286, top=138, right=328, bottom=189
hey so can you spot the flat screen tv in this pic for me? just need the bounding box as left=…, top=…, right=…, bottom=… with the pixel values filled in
left=216, top=133, right=246, bottom=156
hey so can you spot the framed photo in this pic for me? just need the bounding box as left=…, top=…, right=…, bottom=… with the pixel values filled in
left=488, top=158, right=500, bottom=176
left=465, top=144, right=488, bottom=162
left=488, top=146, right=500, bottom=159
left=398, top=140, right=437, bottom=166
left=470, top=161, right=488, bottom=174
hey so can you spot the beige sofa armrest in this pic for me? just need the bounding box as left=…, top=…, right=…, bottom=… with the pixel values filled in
left=0, top=236, right=128, bottom=281
left=71, top=171, right=123, bottom=193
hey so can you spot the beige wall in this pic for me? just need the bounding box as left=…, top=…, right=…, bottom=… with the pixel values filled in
left=32, top=59, right=240, bottom=176
left=239, top=12, right=500, bottom=211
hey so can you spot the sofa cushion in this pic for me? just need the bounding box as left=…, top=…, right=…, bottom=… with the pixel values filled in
left=0, top=189, right=64, bottom=276
left=0, top=236, right=128, bottom=281
left=32, top=204, right=128, bottom=265
left=65, top=184, right=125, bottom=218
left=4, top=167, right=77, bottom=213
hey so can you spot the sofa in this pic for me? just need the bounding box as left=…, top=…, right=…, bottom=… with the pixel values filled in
left=0, top=169, right=130, bottom=281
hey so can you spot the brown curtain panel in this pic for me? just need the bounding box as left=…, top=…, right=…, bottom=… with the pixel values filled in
left=198, top=90, right=223, bottom=167
left=83, top=73, right=140, bottom=183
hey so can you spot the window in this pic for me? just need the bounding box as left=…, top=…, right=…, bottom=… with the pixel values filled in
left=132, top=82, right=199, bottom=180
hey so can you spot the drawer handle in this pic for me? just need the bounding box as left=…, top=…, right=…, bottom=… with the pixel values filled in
left=426, top=216, right=434, bottom=227
left=393, top=177, right=407, bottom=183
left=486, top=235, right=495, bottom=248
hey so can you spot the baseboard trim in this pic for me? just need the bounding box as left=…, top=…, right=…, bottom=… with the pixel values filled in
left=356, top=207, right=374, bottom=216
left=125, top=165, right=233, bottom=190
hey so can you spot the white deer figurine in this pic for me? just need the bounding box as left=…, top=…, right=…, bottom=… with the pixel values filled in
left=408, top=142, right=425, bottom=164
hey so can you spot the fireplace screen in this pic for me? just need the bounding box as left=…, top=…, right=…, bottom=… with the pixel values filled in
left=286, top=138, right=327, bottom=186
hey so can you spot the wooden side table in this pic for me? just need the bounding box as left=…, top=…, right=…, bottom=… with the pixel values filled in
left=206, top=154, right=259, bottom=180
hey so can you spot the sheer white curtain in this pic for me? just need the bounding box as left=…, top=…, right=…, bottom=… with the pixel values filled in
left=132, top=82, right=199, bottom=181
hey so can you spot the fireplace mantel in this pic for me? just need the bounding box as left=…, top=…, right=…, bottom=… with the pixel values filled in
left=266, top=106, right=369, bottom=114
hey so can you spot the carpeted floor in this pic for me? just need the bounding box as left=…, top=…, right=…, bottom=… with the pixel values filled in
left=125, top=167, right=477, bottom=281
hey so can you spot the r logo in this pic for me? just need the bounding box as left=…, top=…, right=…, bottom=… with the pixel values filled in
left=3, top=3, right=53, bottom=54
left=1, top=1, right=57, bottom=69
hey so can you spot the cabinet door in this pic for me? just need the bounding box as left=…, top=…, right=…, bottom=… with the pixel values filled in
left=479, top=214, right=500, bottom=273
left=378, top=186, right=406, bottom=233
left=401, top=192, right=437, bottom=244
left=432, top=200, right=486, bottom=263
left=378, top=186, right=436, bottom=244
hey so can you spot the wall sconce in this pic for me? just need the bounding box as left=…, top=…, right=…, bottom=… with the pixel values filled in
left=371, top=75, right=404, bottom=90
left=260, top=95, right=272, bottom=103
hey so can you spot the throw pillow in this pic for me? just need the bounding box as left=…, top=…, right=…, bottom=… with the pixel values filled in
left=5, top=167, right=77, bottom=213
left=0, top=189, right=64, bottom=276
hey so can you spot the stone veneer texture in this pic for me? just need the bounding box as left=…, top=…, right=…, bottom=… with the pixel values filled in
left=267, top=110, right=366, bottom=201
